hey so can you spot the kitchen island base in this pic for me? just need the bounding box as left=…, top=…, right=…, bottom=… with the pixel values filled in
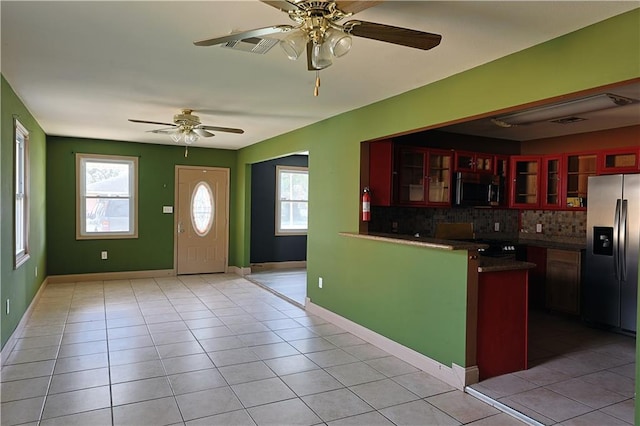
left=477, top=268, right=529, bottom=380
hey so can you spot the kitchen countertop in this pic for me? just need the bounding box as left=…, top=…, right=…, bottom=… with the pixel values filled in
left=339, top=232, right=488, bottom=251
left=516, top=237, right=586, bottom=251
left=341, top=232, right=535, bottom=272
left=478, top=256, right=536, bottom=273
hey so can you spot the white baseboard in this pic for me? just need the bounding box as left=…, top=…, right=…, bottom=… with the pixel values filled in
left=47, top=269, right=175, bottom=284
left=305, top=299, right=478, bottom=390
left=250, top=261, right=306, bottom=272
left=1, top=277, right=50, bottom=367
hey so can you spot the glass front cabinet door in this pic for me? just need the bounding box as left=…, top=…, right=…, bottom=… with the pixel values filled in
left=510, top=156, right=540, bottom=208
left=398, top=148, right=451, bottom=206
left=398, top=148, right=427, bottom=205
left=426, top=150, right=452, bottom=205
left=542, top=156, right=563, bottom=209
left=565, top=152, right=596, bottom=209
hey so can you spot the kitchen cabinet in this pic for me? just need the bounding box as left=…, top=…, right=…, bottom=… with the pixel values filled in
left=510, top=156, right=540, bottom=208
left=545, top=248, right=582, bottom=315
left=397, top=147, right=452, bottom=206
left=454, top=151, right=494, bottom=173
left=599, top=147, right=640, bottom=174
left=526, top=246, right=547, bottom=309
left=541, top=155, right=563, bottom=209
left=477, top=269, right=528, bottom=380
left=368, top=140, right=394, bottom=206
left=565, top=152, right=596, bottom=209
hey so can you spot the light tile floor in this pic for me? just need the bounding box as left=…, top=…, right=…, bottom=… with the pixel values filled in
left=470, top=309, right=636, bottom=425
left=244, top=269, right=637, bottom=425
left=1, top=274, right=524, bottom=426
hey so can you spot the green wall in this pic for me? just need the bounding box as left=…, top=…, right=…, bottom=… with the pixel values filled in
left=46, top=137, right=238, bottom=275
left=1, top=75, right=48, bottom=349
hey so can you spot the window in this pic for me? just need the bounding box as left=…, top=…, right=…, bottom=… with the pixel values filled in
left=276, top=166, right=308, bottom=235
left=15, top=119, right=29, bottom=267
left=77, top=154, right=138, bottom=239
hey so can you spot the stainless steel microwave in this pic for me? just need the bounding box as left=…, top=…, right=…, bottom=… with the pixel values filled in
left=454, top=172, right=502, bottom=207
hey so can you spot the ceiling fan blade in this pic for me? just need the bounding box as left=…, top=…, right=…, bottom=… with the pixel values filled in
left=342, top=20, right=442, bottom=50
left=129, top=119, right=176, bottom=127
left=335, top=1, right=382, bottom=14
left=193, top=128, right=215, bottom=138
left=150, top=128, right=179, bottom=135
left=194, top=25, right=295, bottom=47
left=198, top=125, right=245, bottom=134
left=260, top=1, right=302, bottom=12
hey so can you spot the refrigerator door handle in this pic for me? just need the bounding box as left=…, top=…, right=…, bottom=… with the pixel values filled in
left=614, top=199, right=621, bottom=280
left=621, top=199, right=628, bottom=282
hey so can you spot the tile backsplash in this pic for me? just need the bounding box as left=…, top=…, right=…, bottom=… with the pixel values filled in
left=369, top=207, right=587, bottom=244
left=369, top=206, right=519, bottom=239
left=519, top=210, right=587, bottom=244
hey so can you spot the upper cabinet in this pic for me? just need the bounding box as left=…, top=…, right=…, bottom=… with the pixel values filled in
left=565, top=152, right=597, bottom=209
left=397, top=147, right=452, bottom=206
left=509, top=156, right=540, bottom=208
left=541, top=155, right=563, bottom=209
left=368, top=138, right=640, bottom=211
left=599, top=147, right=640, bottom=175
left=368, top=140, right=395, bottom=206
left=454, top=151, right=495, bottom=173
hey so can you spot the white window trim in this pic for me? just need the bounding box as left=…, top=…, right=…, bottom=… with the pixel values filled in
left=76, top=153, right=139, bottom=240
left=275, top=165, right=308, bottom=236
left=15, top=119, right=30, bottom=268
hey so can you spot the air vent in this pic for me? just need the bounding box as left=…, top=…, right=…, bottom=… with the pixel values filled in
left=220, top=37, right=279, bottom=54
left=550, top=116, right=587, bottom=124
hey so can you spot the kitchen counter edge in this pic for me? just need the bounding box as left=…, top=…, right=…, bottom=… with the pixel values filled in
left=340, top=232, right=535, bottom=272
left=339, top=232, right=487, bottom=251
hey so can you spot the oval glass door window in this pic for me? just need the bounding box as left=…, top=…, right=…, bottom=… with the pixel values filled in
left=191, top=182, right=214, bottom=236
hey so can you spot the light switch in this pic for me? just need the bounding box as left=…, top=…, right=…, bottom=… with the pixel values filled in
left=163, top=206, right=173, bottom=214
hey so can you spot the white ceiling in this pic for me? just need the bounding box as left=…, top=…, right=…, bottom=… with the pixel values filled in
left=2, top=1, right=638, bottom=150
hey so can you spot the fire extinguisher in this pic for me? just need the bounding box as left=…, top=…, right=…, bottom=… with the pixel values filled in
left=362, top=187, right=371, bottom=222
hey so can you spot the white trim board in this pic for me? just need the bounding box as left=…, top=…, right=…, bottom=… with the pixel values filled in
left=305, top=299, right=479, bottom=390
left=1, top=278, right=50, bottom=367
left=47, top=269, right=175, bottom=284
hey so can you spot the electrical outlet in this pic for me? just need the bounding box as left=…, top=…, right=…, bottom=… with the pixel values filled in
left=494, top=222, right=500, bottom=232
left=536, top=223, right=543, bottom=233
left=101, top=251, right=108, bottom=260
left=318, top=277, right=323, bottom=289
left=6, top=299, right=9, bottom=315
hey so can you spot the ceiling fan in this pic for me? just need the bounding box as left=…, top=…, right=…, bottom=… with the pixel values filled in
left=128, top=109, right=244, bottom=145
left=194, top=1, right=442, bottom=95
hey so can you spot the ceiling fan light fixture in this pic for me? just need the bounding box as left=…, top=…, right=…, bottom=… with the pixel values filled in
left=311, top=41, right=332, bottom=70
left=184, top=131, right=199, bottom=145
left=280, top=31, right=307, bottom=60
left=325, top=29, right=351, bottom=57
left=170, top=132, right=182, bottom=143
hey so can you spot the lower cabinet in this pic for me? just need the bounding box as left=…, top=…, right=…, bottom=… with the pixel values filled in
left=477, top=269, right=528, bottom=380
left=526, top=246, right=547, bottom=309
left=545, top=248, right=582, bottom=315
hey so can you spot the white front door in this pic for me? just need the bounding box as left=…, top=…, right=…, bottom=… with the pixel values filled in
left=175, top=166, right=229, bottom=274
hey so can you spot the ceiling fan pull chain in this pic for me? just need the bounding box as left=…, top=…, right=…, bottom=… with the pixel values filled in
left=184, top=145, right=189, bottom=158
left=314, top=71, right=320, bottom=97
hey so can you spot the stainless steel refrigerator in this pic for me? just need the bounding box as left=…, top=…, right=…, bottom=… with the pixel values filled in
left=584, top=174, right=639, bottom=332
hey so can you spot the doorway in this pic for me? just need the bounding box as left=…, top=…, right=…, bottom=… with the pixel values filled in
left=247, top=154, right=308, bottom=304
left=175, top=166, right=229, bottom=275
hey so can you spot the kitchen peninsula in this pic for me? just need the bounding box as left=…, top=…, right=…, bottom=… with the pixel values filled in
left=340, top=232, right=535, bottom=381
